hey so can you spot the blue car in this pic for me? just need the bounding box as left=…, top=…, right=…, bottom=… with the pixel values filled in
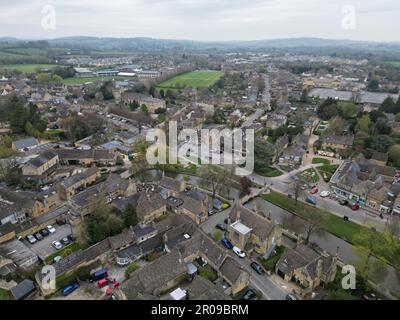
left=221, top=238, right=233, bottom=249
left=62, top=281, right=80, bottom=296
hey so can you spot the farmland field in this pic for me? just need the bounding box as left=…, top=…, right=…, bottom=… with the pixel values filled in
left=0, top=64, right=59, bottom=73
left=156, top=70, right=223, bottom=90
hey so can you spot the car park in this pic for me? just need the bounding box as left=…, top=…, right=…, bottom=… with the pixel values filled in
left=34, top=233, right=43, bottom=241
left=216, top=224, right=226, bottom=231
left=39, top=228, right=50, bottom=237
left=52, top=240, right=63, bottom=250
left=26, top=235, right=37, bottom=244
left=233, top=246, right=246, bottom=258
left=250, top=262, right=264, bottom=275
left=221, top=238, right=233, bottom=249
left=319, top=190, right=330, bottom=198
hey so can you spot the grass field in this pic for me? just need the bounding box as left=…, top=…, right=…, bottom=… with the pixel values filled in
left=156, top=70, right=223, bottom=90
left=0, top=288, right=9, bottom=300
left=262, top=192, right=362, bottom=243
left=385, top=61, right=400, bottom=68
left=63, top=76, right=131, bottom=85
left=0, top=64, right=59, bottom=73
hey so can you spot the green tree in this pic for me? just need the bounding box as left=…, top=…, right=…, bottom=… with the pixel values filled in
left=355, top=114, right=371, bottom=133
left=339, top=102, right=358, bottom=119
left=389, top=144, right=400, bottom=167
left=395, top=113, right=400, bottom=122
left=2, top=135, right=12, bottom=148
left=123, top=203, right=138, bottom=228
left=36, top=73, right=51, bottom=83
left=10, top=102, right=29, bottom=133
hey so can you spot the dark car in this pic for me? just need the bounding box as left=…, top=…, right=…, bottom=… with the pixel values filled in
left=56, top=218, right=67, bottom=226
left=195, top=256, right=208, bottom=268
left=286, top=294, right=298, bottom=300
left=250, top=262, right=264, bottom=275
left=242, top=289, right=257, bottom=300
left=339, top=199, right=349, bottom=206
left=216, top=224, right=226, bottom=231
left=39, top=228, right=50, bottom=237
left=34, top=233, right=43, bottom=241
left=224, top=218, right=228, bottom=224
left=221, top=238, right=233, bottom=250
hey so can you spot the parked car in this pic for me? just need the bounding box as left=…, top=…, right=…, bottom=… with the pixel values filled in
left=310, top=187, right=318, bottom=194
left=339, top=199, right=349, bottom=206
left=351, top=203, right=360, bottom=211
left=34, top=233, right=43, bottom=241
left=233, top=246, right=246, bottom=258
left=221, top=238, right=233, bottom=250
left=319, top=190, right=330, bottom=198
left=53, top=256, right=62, bottom=263
left=195, top=256, right=208, bottom=267
left=306, top=196, right=317, bottom=205
left=183, top=233, right=191, bottom=240
left=61, top=237, right=71, bottom=245
left=216, top=224, right=226, bottom=231
left=56, top=218, right=67, bottom=226
left=52, top=240, right=63, bottom=250
left=62, top=281, right=80, bottom=296
left=242, top=288, right=257, bottom=300
left=39, top=228, right=50, bottom=237
left=208, top=208, right=218, bottom=216
left=89, top=268, right=108, bottom=283
left=286, top=293, right=298, bottom=300
left=26, top=235, right=37, bottom=244
left=47, top=225, right=56, bottom=234
left=250, top=262, right=264, bottom=275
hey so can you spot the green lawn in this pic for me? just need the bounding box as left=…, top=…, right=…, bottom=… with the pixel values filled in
left=45, top=242, right=84, bottom=264
left=63, top=76, right=132, bottom=85
left=312, top=157, right=330, bottom=165
left=0, top=288, right=9, bottom=300
left=258, top=246, right=285, bottom=271
left=199, top=265, right=218, bottom=282
left=0, top=64, right=59, bottom=73
left=156, top=70, right=223, bottom=91
left=255, top=166, right=283, bottom=177
left=263, top=192, right=362, bottom=243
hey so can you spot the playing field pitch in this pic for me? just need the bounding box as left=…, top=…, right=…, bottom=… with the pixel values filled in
left=156, top=70, right=223, bottom=90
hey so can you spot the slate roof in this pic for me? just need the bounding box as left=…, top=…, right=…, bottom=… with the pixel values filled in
left=136, top=192, right=166, bottom=220
left=10, top=279, right=36, bottom=300
left=219, top=256, right=243, bottom=285
left=26, top=150, right=58, bottom=168
left=13, top=137, right=38, bottom=150
left=229, top=201, right=275, bottom=241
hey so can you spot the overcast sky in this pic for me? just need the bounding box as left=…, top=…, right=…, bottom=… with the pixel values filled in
left=0, top=0, right=399, bottom=42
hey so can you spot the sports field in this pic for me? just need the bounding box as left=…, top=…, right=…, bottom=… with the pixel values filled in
left=156, top=70, right=223, bottom=90
left=63, top=76, right=132, bottom=85
left=0, top=64, right=59, bottom=73
left=384, top=61, right=400, bottom=68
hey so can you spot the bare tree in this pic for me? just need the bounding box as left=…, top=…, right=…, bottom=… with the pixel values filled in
left=198, top=165, right=228, bottom=201
left=290, top=176, right=304, bottom=206
left=302, top=208, right=327, bottom=243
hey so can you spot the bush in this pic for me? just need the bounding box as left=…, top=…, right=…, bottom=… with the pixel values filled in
left=124, top=262, right=140, bottom=279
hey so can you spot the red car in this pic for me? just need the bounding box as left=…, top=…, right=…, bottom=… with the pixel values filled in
left=351, top=203, right=360, bottom=211
left=98, top=277, right=119, bottom=288
left=310, top=187, right=318, bottom=194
